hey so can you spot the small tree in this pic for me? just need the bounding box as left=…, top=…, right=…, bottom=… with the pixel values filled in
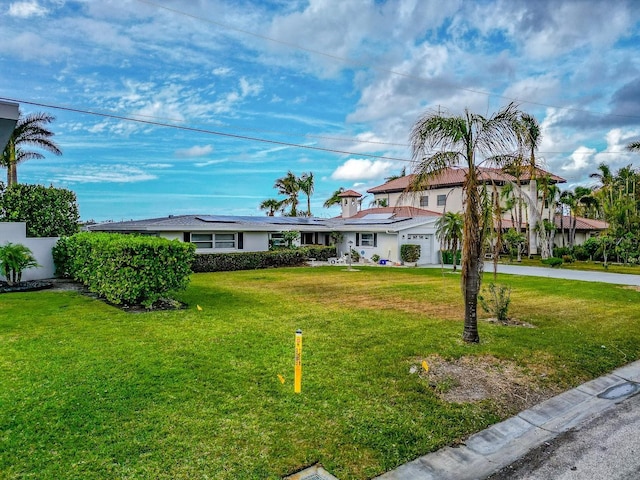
left=503, top=228, right=525, bottom=262
left=282, top=230, right=300, bottom=248
left=479, top=283, right=512, bottom=324
left=0, top=242, right=40, bottom=285
left=436, top=211, right=463, bottom=270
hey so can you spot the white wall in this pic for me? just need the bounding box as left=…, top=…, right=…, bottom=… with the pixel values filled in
left=162, top=230, right=270, bottom=253
left=0, top=223, right=58, bottom=281
left=400, top=226, right=437, bottom=265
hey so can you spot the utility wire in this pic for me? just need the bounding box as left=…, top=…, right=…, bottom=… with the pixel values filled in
left=0, top=96, right=413, bottom=163
left=3, top=96, right=634, bottom=157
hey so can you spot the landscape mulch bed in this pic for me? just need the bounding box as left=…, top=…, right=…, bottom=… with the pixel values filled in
left=0, top=278, right=186, bottom=312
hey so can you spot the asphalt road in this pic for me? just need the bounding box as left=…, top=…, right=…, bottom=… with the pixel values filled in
left=484, top=263, right=640, bottom=286
left=486, top=392, right=640, bottom=480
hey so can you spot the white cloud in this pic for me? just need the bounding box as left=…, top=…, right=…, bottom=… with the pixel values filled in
left=175, top=145, right=214, bottom=158
left=562, top=146, right=597, bottom=173
left=8, top=1, right=47, bottom=18
left=56, top=165, right=157, bottom=184
left=194, top=159, right=227, bottom=167
left=212, top=67, right=232, bottom=76
left=331, top=158, right=395, bottom=181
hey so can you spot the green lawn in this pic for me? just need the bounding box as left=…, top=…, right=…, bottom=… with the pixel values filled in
left=1, top=267, right=639, bottom=479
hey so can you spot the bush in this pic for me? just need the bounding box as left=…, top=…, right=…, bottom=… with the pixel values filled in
left=192, top=246, right=336, bottom=273
left=479, top=283, right=512, bottom=323
left=562, top=254, right=575, bottom=264
left=350, top=249, right=360, bottom=262
left=371, top=254, right=380, bottom=263
left=401, top=244, right=421, bottom=263
left=53, top=233, right=195, bottom=307
left=0, top=183, right=79, bottom=237
left=441, top=250, right=461, bottom=265
left=541, top=257, right=563, bottom=268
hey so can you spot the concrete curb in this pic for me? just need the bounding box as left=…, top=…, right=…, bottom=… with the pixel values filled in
left=374, top=360, right=640, bottom=480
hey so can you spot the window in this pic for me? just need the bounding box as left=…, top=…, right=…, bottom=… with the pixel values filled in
left=190, top=233, right=213, bottom=249
left=356, top=233, right=377, bottom=247
left=301, top=232, right=315, bottom=245
left=419, top=196, right=429, bottom=207
left=270, top=233, right=285, bottom=247
left=215, top=233, right=236, bottom=249
left=437, top=194, right=447, bottom=206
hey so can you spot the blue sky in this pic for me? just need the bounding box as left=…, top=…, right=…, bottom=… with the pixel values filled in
left=2, top=0, right=640, bottom=222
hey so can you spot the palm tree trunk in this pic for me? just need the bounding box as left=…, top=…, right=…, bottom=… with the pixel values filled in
left=461, top=168, right=481, bottom=343
left=6, top=138, right=17, bottom=185
left=528, top=179, right=538, bottom=255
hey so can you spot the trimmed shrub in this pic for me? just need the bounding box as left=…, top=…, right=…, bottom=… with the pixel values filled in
left=192, top=246, right=336, bottom=273
left=401, top=244, right=421, bottom=263
left=0, top=183, right=79, bottom=237
left=541, top=257, right=563, bottom=268
left=53, top=233, right=195, bottom=307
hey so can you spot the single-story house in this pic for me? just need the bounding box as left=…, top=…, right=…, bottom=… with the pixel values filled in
left=88, top=190, right=443, bottom=265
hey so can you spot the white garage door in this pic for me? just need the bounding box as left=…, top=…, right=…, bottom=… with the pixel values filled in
left=406, top=234, right=433, bottom=264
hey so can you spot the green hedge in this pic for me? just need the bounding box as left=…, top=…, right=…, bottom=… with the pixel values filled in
left=0, top=183, right=80, bottom=237
left=53, top=232, right=195, bottom=307
left=192, top=246, right=336, bottom=272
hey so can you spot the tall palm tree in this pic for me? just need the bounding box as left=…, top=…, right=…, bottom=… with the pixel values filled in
left=627, top=141, right=640, bottom=152
left=298, top=172, right=314, bottom=217
left=274, top=171, right=301, bottom=217
left=518, top=112, right=543, bottom=255
left=410, top=102, right=521, bottom=343
left=259, top=198, right=283, bottom=216
left=384, top=166, right=407, bottom=182
left=435, top=211, right=463, bottom=271
left=1, top=111, right=62, bottom=185
left=323, top=187, right=345, bottom=208
left=590, top=162, right=614, bottom=219
left=559, top=190, right=578, bottom=247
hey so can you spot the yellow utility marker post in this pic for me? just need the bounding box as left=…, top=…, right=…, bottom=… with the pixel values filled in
left=294, top=329, right=302, bottom=394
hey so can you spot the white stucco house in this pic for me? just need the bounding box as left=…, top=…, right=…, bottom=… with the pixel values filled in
left=367, top=166, right=608, bottom=249
left=88, top=190, right=443, bottom=266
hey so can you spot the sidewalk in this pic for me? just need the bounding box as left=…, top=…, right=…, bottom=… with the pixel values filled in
left=374, top=361, right=640, bottom=480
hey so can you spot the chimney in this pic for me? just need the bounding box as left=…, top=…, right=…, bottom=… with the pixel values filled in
left=338, top=190, right=362, bottom=218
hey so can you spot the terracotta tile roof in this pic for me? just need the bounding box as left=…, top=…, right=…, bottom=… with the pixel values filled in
left=554, top=216, right=608, bottom=230
left=337, top=189, right=363, bottom=197
left=367, top=166, right=565, bottom=194
left=500, top=216, right=608, bottom=231
left=345, top=206, right=441, bottom=219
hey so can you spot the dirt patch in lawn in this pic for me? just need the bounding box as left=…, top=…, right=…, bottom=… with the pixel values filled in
left=412, top=355, right=561, bottom=416
left=621, top=285, right=640, bottom=292
left=43, top=278, right=186, bottom=312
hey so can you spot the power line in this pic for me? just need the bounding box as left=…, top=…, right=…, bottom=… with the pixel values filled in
left=4, top=96, right=634, bottom=159
left=136, top=0, right=640, bottom=122
left=0, top=96, right=413, bottom=163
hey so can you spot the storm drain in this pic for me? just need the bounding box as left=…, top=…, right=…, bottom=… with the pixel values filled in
left=284, top=464, right=339, bottom=480
left=597, top=381, right=640, bottom=400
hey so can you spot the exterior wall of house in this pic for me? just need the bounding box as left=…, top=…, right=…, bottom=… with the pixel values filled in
left=158, top=231, right=269, bottom=253
left=336, top=228, right=439, bottom=265
left=0, top=222, right=58, bottom=281
left=375, top=184, right=555, bottom=223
